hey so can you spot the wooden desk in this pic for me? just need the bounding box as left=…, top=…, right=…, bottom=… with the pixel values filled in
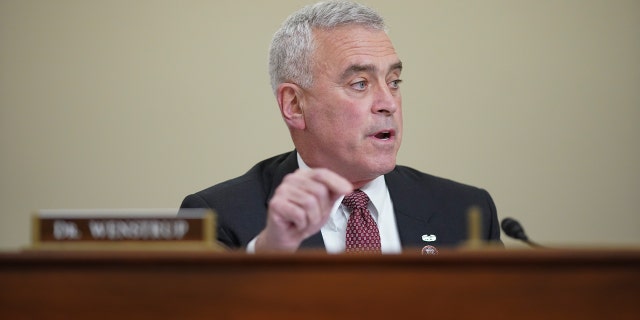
left=1, top=249, right=638, bottom=319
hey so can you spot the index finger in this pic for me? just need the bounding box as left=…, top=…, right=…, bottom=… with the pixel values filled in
left=304, top=168, right=353, bottom=198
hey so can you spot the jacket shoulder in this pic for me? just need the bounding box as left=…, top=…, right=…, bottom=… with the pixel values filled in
left=182, top=151, right=294, bottom=209
left=390, top=165, right=486, bottom=194
left=179, top=151, right=297, bottom=248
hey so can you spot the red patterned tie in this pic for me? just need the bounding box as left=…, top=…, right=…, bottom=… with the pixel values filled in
left=343, top=190, right=381, bottom=253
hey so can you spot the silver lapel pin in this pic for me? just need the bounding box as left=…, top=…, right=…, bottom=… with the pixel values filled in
left=421, top=234, right=436, bottom=242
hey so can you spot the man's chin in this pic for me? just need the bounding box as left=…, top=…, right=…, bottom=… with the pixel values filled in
left=373, top=154, right=398, bottom=172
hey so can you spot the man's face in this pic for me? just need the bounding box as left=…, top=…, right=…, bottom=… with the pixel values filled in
left=297, top=25, right=403, bottom=186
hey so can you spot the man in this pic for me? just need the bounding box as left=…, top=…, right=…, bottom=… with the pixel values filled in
left=181, top=1, right=502, bottom=253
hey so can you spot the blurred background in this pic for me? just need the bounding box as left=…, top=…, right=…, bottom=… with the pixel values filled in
left=1, top=0, right=638, bottom=250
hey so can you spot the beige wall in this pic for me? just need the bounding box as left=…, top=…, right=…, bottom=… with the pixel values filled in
left=1, top=0, right=639, bottom=250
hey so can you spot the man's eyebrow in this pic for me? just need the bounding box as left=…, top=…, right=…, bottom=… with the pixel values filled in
left=390, top=61, right=403, bottom=73
left=340, top=64, right=376, bottom=81
left=339, top=61, right=403, bottom=81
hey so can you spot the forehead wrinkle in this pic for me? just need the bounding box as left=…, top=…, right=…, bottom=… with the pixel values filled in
left=339, top=39, right=395, bottom=57
left=311, top=27, right=401, bottom=85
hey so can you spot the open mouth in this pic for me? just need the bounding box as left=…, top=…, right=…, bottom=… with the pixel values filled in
left=373, top=130, right=393, bottom=140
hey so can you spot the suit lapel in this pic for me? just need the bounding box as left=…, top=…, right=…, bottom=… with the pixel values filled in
left=385, top=167, right=440, bottom=250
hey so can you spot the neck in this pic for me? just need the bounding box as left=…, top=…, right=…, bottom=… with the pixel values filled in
left=295, top=151, right=380, bottom=190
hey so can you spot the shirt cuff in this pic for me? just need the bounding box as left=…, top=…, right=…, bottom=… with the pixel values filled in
left=246, top=236, right=257, bottom=254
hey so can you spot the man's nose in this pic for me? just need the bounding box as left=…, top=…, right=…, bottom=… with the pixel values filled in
left=372, top=83, right=399, bottom=115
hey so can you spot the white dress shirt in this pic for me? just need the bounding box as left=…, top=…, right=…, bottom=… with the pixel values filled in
left=247, top=153, right=402, bottom=253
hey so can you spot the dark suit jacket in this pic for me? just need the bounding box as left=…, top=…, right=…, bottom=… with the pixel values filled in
left=180, top=151, right=502, bottom=251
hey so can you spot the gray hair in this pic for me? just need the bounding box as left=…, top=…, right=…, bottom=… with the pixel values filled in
left=268, top=1, right=387, bottom=94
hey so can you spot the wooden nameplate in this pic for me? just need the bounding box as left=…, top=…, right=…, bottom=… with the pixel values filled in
left=30, top=209, right=224, bottom=251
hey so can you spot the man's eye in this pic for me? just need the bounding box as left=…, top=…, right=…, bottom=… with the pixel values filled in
left=389, top=79, right=402, bottom=89
left=351, top=81, right=367, bottom=90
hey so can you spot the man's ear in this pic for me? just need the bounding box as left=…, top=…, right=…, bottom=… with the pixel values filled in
left=276, top=83, right=306, bottom=130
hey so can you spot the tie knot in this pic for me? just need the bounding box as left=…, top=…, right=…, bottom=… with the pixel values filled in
left=342, top=190, right=370, bottom=211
